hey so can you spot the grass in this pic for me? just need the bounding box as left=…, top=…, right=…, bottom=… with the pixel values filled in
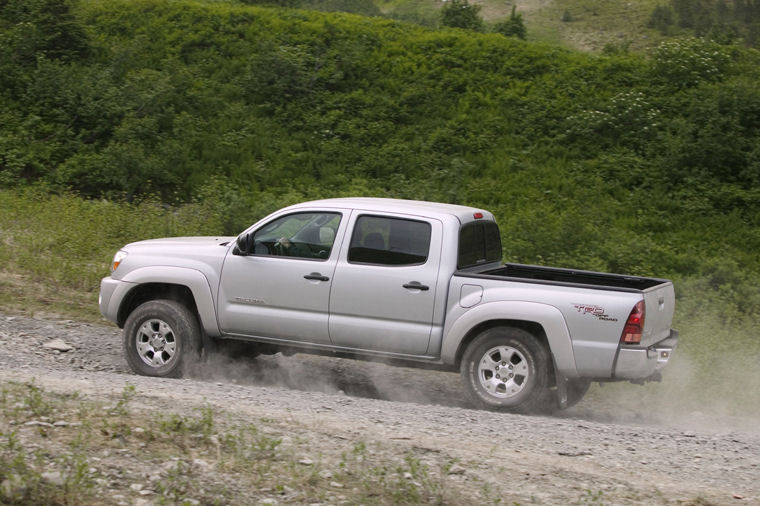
left=0, top=379, right=736, bottom=504
left=0, top=270, right=99, bottom=323
left=0, top=382, right=95, bottom=505
left=513, top=0, right=666, bottom=51
left=0, top=186, right=233, bottom=322
left=0, top=381, right=471, bottom=505
left=375, top=0, right=670, bottom=51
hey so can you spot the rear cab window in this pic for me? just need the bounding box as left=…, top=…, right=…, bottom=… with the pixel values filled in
left=458, top=220, right=502, bottom=269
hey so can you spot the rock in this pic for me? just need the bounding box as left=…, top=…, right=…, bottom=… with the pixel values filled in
left=298, top=458, right=314, bottom=466
left=1, top=474, right=26, bottom=498
left=42, top=338, right=73, bottom=352
left=330, top=482, right=344, bottom=488
left=161, top=459, right=181, bottom=472
left=41, top=471, right=65, bottom=486
left=193, top=458, right=210, bottom=470
left=448, top=464, right=466, bottom=475
left=558, top=450, right=593, bottom=457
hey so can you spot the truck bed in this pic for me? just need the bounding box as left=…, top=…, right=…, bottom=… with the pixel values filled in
left=461, top=263, right=669, bottom=293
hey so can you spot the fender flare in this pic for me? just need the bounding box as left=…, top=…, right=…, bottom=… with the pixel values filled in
left=120, top=266, right=220, bottom=337
left=441, top=301, right=578, bottom=378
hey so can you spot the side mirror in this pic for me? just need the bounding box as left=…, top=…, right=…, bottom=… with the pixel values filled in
left=234, top=234, right=252, bottom=255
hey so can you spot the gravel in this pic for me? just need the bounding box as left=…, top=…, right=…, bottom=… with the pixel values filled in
left=1, top=313, right=759, bottom=505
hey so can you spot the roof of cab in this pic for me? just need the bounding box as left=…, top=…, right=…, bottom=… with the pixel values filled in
left=284, top=197, right=494, bottom=224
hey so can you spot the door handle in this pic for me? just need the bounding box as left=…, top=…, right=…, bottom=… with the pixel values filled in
left=403, top=281, right=429, bottom=291
left=304, top=272, right=330, bottom=282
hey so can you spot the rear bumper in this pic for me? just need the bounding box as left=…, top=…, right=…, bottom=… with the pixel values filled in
left=613, top=330, right=679, bottom=381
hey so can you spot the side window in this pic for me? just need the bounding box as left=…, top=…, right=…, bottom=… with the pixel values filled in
left=252, top=212, right=341, bottom=260
left=348, top=215, right=431, bottom=266
left=458, top=221, right=502, bottom=269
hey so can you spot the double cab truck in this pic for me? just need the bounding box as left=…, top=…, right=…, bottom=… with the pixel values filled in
left=99, top=198, right=678, bottom=412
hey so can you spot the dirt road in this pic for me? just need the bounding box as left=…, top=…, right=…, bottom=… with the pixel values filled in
left=1, top=313, right=758, bottom=505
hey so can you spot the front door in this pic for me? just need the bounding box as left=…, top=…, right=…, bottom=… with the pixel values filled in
left=218, top=211, right=344, bottom=344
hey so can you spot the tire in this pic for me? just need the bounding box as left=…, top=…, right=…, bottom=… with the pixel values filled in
left=123, top=299, right=202, bottom=378
left=460, top=326, right=553, bottom=414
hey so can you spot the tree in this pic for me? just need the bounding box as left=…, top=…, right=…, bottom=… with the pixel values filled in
left=648, top=5, right=675, bottom=34
left=0, top=0, right=89, bottom=64
left=440, top=0, right=484, bottom=32
left=494, top=6, right=527, bottom=40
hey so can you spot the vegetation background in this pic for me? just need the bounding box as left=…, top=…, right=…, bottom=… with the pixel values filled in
left=1, top=0, right=759, bottom=415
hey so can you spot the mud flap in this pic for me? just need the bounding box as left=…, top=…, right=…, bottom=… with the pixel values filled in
left=200, top=330, right=218, bottom=363
left=553, top=360, right=568, bottom=410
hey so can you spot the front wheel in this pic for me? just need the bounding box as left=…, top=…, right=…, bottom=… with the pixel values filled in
left=123, top=299, right=202, bottom=378
left=460, top=326, right=553, bottom=414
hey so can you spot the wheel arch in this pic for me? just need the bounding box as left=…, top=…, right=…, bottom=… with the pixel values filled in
left=453, top=319, right=548, bottom=370
left=118, top=283, right=196, bottom=327
left=117, top=266, right=220, bottom=337
left=442, top=301, right=579, bottom=379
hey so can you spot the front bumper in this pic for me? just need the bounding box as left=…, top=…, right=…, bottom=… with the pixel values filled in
left=613, top=330, right=679, bottom=381
left=99, top=277, right=135, bottom=325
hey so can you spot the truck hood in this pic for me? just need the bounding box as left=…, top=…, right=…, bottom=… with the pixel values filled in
left=114, top=236, right=237, bottom=281
left=126, top=236, right=236, bottom=249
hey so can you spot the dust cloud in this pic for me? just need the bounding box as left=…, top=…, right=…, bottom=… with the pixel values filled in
left=565, top=337, right=760, bottom=433
left=189, top=347, right=471, bottom=409
left=190, top=319, right=759, bottom=433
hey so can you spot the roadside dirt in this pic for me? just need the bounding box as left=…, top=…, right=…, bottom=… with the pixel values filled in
left=1, top=313, right=758, bottom=505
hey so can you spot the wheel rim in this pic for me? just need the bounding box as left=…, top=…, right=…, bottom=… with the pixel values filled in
left=477, top=345, right=530, bottom=399
left=135, top=318, right=178, bottom=368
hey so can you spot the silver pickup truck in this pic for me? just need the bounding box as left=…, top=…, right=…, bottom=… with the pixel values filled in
left=100, top=198, right=678, bottom=412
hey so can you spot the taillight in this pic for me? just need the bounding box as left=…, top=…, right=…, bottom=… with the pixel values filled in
left=621, top=300, right=645, bottom=344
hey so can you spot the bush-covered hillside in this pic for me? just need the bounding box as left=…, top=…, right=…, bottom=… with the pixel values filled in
left=1, top=0, right=759, bottom=409
left=3, top=0, right=760, bottom=270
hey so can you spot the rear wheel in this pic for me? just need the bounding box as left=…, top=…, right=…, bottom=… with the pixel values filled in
left=460, top=326, right=553, bottom=413
left=123, top=299, right=201, bottom=378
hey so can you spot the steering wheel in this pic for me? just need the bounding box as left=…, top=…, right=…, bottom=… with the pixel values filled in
left=273, top=237, right=291, bottom=256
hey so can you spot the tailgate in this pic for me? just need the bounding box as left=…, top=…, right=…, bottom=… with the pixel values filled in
left=641, top=281, right=675, bottom=347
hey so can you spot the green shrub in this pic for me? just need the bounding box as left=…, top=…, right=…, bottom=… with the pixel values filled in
left=440, top=0, right=483, bottom=32
left=494, top=6, right=527, bottom=40
left=649, top=37, right=733, bottom=88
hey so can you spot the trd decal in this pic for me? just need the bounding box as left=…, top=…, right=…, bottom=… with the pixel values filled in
left=572, top=304, right=619, bottom=322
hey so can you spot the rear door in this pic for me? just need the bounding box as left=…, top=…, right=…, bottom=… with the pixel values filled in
left=328, top=212, right=443, bottom=355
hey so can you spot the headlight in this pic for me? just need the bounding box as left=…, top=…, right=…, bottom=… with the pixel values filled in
left=111, top=250, right=128, bottom=273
